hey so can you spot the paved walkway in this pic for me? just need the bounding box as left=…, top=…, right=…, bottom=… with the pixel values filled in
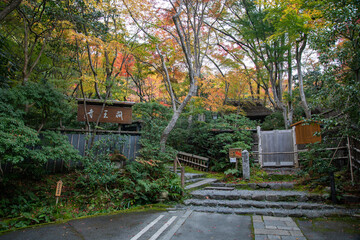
left=0, top=210, right=359, bottom=240
left=253, top=216, right=306, bottom=240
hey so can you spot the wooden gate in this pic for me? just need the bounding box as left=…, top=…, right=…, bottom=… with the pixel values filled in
left=257, top=127, right=298, bottom=167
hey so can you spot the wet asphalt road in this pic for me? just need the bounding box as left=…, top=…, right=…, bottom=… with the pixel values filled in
left=0, top=210, right=252, bottom=240
left=1, top=209, right=359, bottom=240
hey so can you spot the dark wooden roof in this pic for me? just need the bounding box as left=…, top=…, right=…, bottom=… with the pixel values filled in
left=225, top=99, right=273, bottom=117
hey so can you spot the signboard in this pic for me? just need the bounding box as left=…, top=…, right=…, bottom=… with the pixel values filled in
left=229, top=157, right=237, bottom=163
left=77, top=104, right=132, bottom=124
left=229, top=148, right=242, bottom=158
left=55, top=180, right=63, bottom=197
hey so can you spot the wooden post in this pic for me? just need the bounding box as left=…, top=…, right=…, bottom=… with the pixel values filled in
left=292, top=126, right=299, bottom=168
left=235, top=159, right=238, bottom=170
left=55, top=180, right=63, bottom=206
left=181, top=167, right=185, bottom=189
left=347, top=136, right=354, bottom=185
left=257, top=126, right=262, bottom=167
left=174, top=156, right=178, bottom=173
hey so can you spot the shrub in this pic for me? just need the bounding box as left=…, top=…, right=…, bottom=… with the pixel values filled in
left=133, top=102, right=176, bottom=162
left=77, top=136, right=123, bottom=190
left=0, top=120, right=82, bottom=181
left=176, top=114, right=256, bottom=171
left=261, top=111, right=285, bottom=130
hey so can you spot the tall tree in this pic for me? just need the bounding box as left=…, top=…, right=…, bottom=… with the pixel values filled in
left=125, top=0, right=223, bottom=152
left=264, top=0, right=319, bottom=120
left=312, top=0, right=360, bottom=130
left=213, top=0, right=290, bottom=126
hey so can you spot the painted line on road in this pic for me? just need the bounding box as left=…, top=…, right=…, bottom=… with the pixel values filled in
left=130, top=215, right=164, bottom=240
left=149, top=216, right=178, bottom=240
left=159, top=209, right=193, bottom=240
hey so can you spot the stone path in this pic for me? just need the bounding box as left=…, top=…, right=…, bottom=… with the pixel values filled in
left=253, top=216, right=306, bottom=240
left=184, top=187, right=358, bottom=217
left=184, top=178, right=217, bottom=190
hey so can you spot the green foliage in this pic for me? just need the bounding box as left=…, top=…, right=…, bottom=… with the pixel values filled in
left=133, top=102, right=173, bottom=141
left=261, top=111, right=285, bottom=130
left=309, top=0, right=360, bottom=131
left=19, top=81, right=74, bottom=130
left=77, top=136, right=123, bottom=189
left=172, top=113, right=256, bottom=171
left=40, top=131, right=82, bottom=170
left=0, top=116, right=40, bottom=165
left=224, top=168, right=241, bottom=181
left=133, top=102, right=177, bottom=162
left=0, top=82, right=75, bottom=131
left=0, top=120, right=81, bottom=180
left=298, top=142, right=337, bottom=185
left=119, top=161, right=182, bottom=204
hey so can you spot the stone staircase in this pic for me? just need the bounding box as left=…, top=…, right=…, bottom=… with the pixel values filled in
left=184, top=182, right=359, bottom=218
left=167, top=166, right=218, bottom=190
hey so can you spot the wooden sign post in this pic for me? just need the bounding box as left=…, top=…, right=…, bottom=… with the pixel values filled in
left=229, top=148, right=242, bottom=169
left=55, top=180, right=63, bottom=205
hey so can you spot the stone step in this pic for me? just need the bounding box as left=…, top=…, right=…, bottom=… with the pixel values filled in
left=184, top=198, right=339, bottom=210
left=177, top=173, right=205, bottom=180
left=204, top=186, right=235, bottom=191
left=184, top=178, right=218, bottom=190
left=190, top=189, right=328, bottom=203
left=185, top=178, right=205, bottom=183
left=211, top=182, right=295, bottom=190
left=185, top=206, right=357, bottom=218
left=263, top=167, right=298, bottom=175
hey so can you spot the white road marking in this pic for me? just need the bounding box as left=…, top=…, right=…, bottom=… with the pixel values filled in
left=159, top=210, right=193, bottom=240
left=149, top=216, right=178, bottom=240
left=130, top=215, right=164, bottom=240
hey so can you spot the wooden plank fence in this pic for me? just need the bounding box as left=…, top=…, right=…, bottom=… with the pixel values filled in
left=177, top=151, right=209, bottom=171
left=1, top=130, right=142, bottom=174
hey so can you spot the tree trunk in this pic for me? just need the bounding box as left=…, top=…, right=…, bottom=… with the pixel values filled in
left=296, top=36, right=311, bottom=119
left=160, top=84, right=197, bottom=152
left=287, top=48, right=293, bottom=128
left=0, top=0, right=22, bottom=22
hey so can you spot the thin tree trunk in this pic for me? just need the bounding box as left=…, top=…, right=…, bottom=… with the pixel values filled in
left=296, top=35, right=311, bottom=119
left=160, top=84, right=196, bottom=152
left=287, top=48, right=293, bottom=128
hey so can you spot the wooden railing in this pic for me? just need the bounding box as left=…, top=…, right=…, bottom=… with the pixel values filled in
left=177, top=151, right=209, bottom=171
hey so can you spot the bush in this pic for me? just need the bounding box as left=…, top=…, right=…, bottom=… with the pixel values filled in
left=298, top=142, right=337, bottom=185
left=175, top=114, right=256, bottom=171
left=120, top=160, right=182, bottom=204
left=261, top=111, right=285, bottom=130
left=133, top=102, right=177, bottom=162
left=77, top=136, right=124, bottom=190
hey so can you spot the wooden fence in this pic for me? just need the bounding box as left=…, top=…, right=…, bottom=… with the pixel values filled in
left=2, top=130, right=142, bottom=174
left=177, top=151, right=210, bottom=171
left=49, top=130, right=141, bottom=172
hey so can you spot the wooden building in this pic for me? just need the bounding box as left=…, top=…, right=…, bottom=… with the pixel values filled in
left=291, top=120, right=322, bottom=145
